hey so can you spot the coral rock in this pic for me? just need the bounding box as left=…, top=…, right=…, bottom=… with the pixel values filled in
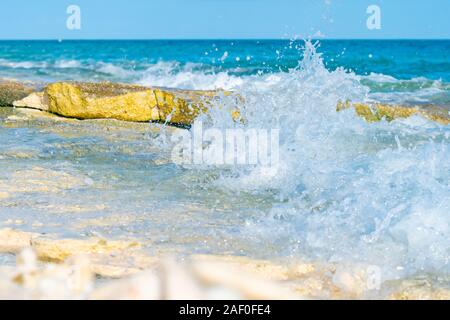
left=337, top=101, right=450, bottom=125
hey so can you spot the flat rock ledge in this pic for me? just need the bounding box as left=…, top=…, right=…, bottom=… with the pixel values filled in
left=2, top=79, right=449, bottom=126
left=0, top=228, right=448, bottom=300
left=11, top=81, right=238, bottom=126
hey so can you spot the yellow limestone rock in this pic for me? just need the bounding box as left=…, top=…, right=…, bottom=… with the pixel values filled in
left=388, top=279, right=450, bottom=300
left=192, top=254, right=311, bottom=281
left=3, top=244, right=448, bottom=300
left=0, top=229, right=152, bottom=278
left=91, top=256, right=304, bottom=300
left=337, top=101, right=450, bottom=125
left=0, top=229, right=35, bottom=253
left=31, top=237, right=141, bottom=263
left=86, top=251, right=159, bottom=278
left=190, top=256, right=302, bottom=299
left=42, top=82, right=233, bottom=125
left=191, top=255, right=346, bottom=299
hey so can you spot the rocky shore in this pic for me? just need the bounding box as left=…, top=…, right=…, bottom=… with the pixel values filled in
left=1, top=228, right=448, bottom=300
left=2, top=79, right=450, bottom=126
left=6, top=80, right=240, bottom=126
left=1, top=79, right=449, bottom=300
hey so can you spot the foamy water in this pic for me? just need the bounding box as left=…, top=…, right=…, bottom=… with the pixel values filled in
left=0, top=40, right=449, bottom=289
left=170, top=42, right=450, bottom=282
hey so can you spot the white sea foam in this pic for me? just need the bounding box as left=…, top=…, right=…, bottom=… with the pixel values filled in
left=0, top=59, right=48, bottom=69
left=0, top=58, right=134, bottom=79
left=139, top=61, right=243, bottom=90
left=178, top=41, right=450, bottom=281
left=95, top=62, right=134, bottom=78
left=363, top=72, right=399, bottom=83
left=0, top=41, right=448, bottom=286
left=54, top=60, right=81, bottom=69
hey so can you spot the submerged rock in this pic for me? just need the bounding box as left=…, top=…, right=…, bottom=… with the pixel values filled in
left=0, top=166, right=88, bottom=194
left=337, top=101, right=450, bottom=125
left=15, top=81, right=234, bottom=126
left=0, top=80, right=37, bottom=107
left=31, top=237, right=141, bottom=263
left=0, top=229, right=154, bottom=278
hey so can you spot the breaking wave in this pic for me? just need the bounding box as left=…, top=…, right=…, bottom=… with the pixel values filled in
left=0, top=41, right=449, bottom=282
left=176, top=41, right=450, bottom=281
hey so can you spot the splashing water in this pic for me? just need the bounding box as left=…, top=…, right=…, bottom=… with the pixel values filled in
left=0, top=40, right=449, bottom=288
left=190, top=41, right=450, bottom=281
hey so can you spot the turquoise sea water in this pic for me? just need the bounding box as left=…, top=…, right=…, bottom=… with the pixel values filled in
left=1, top=40, right=450, bottom=105
left=0, top=40, right=449, bottom=290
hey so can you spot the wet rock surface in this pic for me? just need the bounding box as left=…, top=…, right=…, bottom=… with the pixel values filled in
left=0, top=228, right=448, bottom=300
left=12, top=81, right=232, bottom=126
left=338, top=101, right=450, bottom=125
left=0, top=80, right=38, bottom=107
left=4, top=80, right=450, bottom=126
left=1, top=81, right=449, bottom=300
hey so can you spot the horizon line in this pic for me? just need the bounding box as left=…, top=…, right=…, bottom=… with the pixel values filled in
left=1, top=38, right=450, bottom=41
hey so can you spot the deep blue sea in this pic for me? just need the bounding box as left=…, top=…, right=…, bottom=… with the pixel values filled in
left=1, top=40, right=450, bottom=106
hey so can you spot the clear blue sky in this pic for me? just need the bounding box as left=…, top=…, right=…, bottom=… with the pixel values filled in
left=0, top=0, right=449, bottom=39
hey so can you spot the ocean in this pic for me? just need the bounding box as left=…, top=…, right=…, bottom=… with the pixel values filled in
left=0, top=40, right=449, bottom=292
left=1, top=40, right=450, bottom=106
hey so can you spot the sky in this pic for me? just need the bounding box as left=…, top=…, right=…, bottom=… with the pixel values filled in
left=0, top=0, right=449, bottom=39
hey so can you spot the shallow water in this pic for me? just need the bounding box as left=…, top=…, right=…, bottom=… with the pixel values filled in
left=0, top=108, right=279, bottom=259
left=0, top=40, right=449, bottom=291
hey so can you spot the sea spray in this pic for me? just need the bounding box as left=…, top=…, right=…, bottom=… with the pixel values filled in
left=176, top=40, right=450, bottom=283
left=1, top=39, right=449, bottom=291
